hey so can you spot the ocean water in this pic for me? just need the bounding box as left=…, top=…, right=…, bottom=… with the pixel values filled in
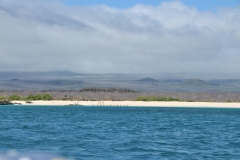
left=0, top=106, right=240, bottom=160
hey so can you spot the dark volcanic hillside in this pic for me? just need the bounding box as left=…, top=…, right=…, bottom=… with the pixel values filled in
left=0, top=73, right=240, bottom=93
left=137, top=77, right=159, bottom=82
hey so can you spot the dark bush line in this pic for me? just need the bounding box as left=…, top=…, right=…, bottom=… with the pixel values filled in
left=136, top=96, right=181, bottom=101
left=3, top=94, right=52, bottom=101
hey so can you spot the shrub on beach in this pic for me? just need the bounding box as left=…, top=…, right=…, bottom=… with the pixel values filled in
left=0, top=96, right=7, bottom=100
left=1, top=94, right=52, bottom=101
left=41, top=94, right=52, bottom=100
left=8, top=94, right=21, bottom=101
left=26, top=94, right=36, bottom=101
left=26, top=94, right=52, bottom=101
left=136, top=96, right=180, bottom=101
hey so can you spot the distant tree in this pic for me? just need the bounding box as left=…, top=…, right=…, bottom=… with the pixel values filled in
left=26, top=94, right=36, bottom=101
left=8, top=95, right=21, bottom=101
left=26, top=94, right=52, bottom=101
left=41, top=94, right=52, bottom=100
left=0, top=96, right=6, bottom=100
left=35, top=94, right=42, bottom=100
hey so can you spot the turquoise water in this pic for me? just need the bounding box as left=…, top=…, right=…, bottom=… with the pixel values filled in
left=0, top=106, right=240, bottom=160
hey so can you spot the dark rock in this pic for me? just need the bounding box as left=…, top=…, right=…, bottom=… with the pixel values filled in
left=26, top=101, right=33, bottom=104
left=0, top=100, right=14, bottom=105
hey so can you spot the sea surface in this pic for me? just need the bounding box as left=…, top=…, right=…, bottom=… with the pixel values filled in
left=0, top=106, right=240, bottom=160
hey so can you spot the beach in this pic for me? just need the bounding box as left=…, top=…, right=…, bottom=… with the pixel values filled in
left=11, top=100, right=240, bottom=108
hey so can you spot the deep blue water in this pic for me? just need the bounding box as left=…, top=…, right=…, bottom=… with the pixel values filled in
left=0, top=106, right=240, bottom=160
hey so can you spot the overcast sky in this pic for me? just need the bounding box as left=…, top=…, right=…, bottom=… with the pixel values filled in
left=0, top=0, right=240, bottom=76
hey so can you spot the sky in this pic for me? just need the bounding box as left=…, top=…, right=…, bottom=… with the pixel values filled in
left=0, top=0, right=240, bottom=77
left=62, top=0, right=240, bottom=11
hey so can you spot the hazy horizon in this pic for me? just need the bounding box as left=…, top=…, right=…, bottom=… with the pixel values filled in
left=1, top=70, right=240, bottom=80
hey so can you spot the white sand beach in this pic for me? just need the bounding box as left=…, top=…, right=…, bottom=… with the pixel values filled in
left=11, top=100, right=240, bottom=108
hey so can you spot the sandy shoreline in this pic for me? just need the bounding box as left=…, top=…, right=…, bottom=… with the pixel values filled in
left=10, top=100, right=240, bottom=108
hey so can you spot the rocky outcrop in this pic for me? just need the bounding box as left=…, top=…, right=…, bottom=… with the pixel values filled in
left=0, top=100, right=14, bottom=105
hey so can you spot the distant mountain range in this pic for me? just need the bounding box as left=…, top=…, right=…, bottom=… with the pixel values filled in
left=0, top=75, right=240, bottom=93
left=0, top=71, right=240, bottom=93
left=0, top=71, right=82, bottom=80
left=1, top=71, right=240, bottom=81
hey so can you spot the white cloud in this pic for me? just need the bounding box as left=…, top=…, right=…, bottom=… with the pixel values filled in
left=0, top=0, right=239, bottom=76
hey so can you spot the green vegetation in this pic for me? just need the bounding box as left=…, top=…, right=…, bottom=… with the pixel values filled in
left=8, top=94, right=21, bottom=101
left=0, top=96, right=6, bottom=100
left=1, top=93, right=52, bottom=101
left=136, top=96, right=180, bottom=101
left=26, top=94, right=52, bottom=101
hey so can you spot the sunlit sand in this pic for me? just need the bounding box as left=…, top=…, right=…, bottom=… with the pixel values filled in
left=11, top=100, right=240, bottom=108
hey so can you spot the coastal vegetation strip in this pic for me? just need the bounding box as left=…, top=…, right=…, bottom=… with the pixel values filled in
left=0, top=93, right=52, bottom=101
left=136, top=96, right=181, bottom=101
left=0, top=90, right=240, bottom=102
